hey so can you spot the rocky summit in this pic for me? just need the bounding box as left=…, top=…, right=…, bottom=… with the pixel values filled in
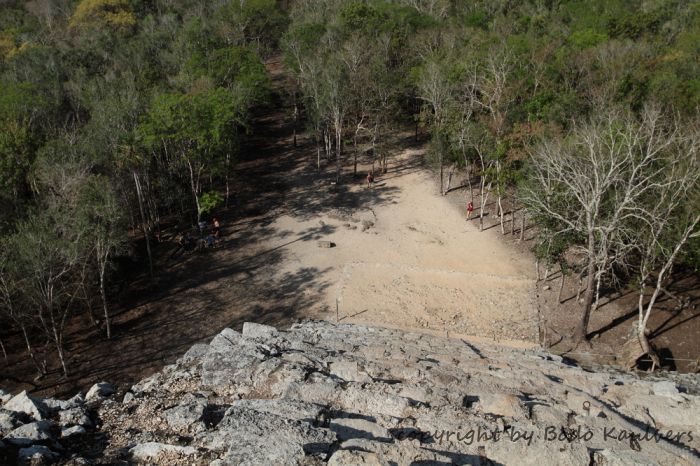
left=1, top=321, right=699, bottom=465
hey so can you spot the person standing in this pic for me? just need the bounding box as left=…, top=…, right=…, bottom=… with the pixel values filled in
left=366, top=171, right=374, bottom=188
left=466, top=200, right=474, bottom=220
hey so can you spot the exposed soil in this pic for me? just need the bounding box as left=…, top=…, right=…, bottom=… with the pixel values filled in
left=1, top=57, right=698, bottom=398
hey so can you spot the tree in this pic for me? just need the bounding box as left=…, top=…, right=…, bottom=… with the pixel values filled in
left=520, top=108, right=683, bottom=346
left=628, top=122, right=700, bottom=368
left=139, top=88, right=245, bottom=222
left=79, top=177, right=126, bottom=339
left=417, top=58, right=453, bottom=193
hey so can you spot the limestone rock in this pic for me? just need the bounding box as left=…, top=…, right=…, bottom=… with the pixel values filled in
left=163, top=400, right=206, bottom=431
left=4, top=391, right=47, bottom=421
left=201, top=328, right=272, bottom=390
left=242, top=322, right=279, bottom=340
left=0, top=408, right=21, bottom=434
left=17, top=445, right=59, bottom=466
left=330, top=417, right=392, bottom=442
left=59, top=407, right=92, bottom=428
left=129, top=442, right=197, bottom=463
left=85, top=382, right=115, bottom=402
left=5, top=420, right=54, bottom=446
left=0, top=389, right=11, bottom=405
left=61, top=425, right=86, bottom=438
left=328, top=449, right=387, bottom=466
left=17, top=320, right=700, bottom=465
left=42, top=393, right=84, bottom=413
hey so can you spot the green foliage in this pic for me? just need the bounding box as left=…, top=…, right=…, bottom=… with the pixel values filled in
left=215, top=0, right=289, bottom=51
left=70, top=0, right=137, bottom=33
left=199, top=191, right=223, bottom=216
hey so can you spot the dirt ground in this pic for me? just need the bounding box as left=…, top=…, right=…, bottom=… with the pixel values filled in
left=2, top=58, right=698, bottom=398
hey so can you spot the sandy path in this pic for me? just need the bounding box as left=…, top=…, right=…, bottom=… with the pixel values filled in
left=266, top=147, right=539, bottom=345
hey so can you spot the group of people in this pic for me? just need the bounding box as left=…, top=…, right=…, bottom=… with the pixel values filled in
left=171, top=217, right=222, bottom=258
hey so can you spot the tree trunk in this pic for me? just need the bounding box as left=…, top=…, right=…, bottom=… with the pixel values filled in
left=292, top=96, right=298, bottom=148
left=444, top=164, right=455, bottom=195
left=187, top=161, right=201, bottom=223
left=593, top=272, right=602, bottom=311
left=439, top=146, right=444, bottom=195
left=558, top=265, right=566, bottom=303
left=573, top=248, right=596, bottom=344
left=353, top=134, right=358, bottom=177
left=225, top=152, right=231, bottom=207
left=498, top=195, right=505, bottom=234
left=99, top=255, right=111, bottom=339
left=50, top=311, right=68, bottom=377
left=20, top=324, right=44, bottom=375
left=638, top=330, right=661, bottom=371
left=479, top=182, right=491, bottom=232
left=0, top=337, right=6, bottom=363
left=335, top=121, right=342, bottom=184
left=520, top=210, right=525, bottom=241
left=133, top=172, right=154, bottom=283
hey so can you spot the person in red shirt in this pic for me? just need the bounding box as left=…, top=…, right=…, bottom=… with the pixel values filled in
left=466, top=200, right=474, bottom=220
left=366, top=171, right=374, bottom=188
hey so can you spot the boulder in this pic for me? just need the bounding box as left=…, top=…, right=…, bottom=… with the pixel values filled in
left=0, top=408, right=21, bottom=434
left=128, top=442, right=197, bottom=463
left=230, top=399, right=325, bottom=423
left=329, top=361, right=372, bottom=383
left=59, top=407, right=92, bottom=428
left=0, top=389, right=11, bottom=405
left=328, top=449, right=387, bottom=466
left=85, top=382, right=114, bottom=402
left=163, top=401, right=206, bottom=431
left=196, top=405, right=335, bottom=460
left=4, top=391, right=47, bottom=421
left=329, top=417, right=392, bottom=442
left=17, top=445, right=59, bottom=466
left=242, top=322, right=279, bottom=340
left=652, top=380, right=680, bottom=397
left=42, top=393, right=84, bottom=413
left=201, top=328, right=271, bottom=390
left=5, top=420, right=54, bottom=446
left=61, top=425, right=86, bottom=438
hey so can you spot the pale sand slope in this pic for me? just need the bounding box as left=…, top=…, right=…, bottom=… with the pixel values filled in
left=264, top=148, right=539, bottom=345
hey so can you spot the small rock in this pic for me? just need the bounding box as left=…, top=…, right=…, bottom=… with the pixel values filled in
left=652, top=381, right=679, bottom=397
left=330, top=417, right=391, bottom=442
left=0, top=408, right=21, bottom=434
left=129, top=442, right=196, bottom=462
left=61, top=425, right=86, bottom=438
left=17, top=445, right=59, bottom=466
left=0, top=389, right=11, bottom=404
left=5, top=420, right=54, bottom=446
left=474, top=393, right=525, bottom=418
left=543, top=285, right=551, bottom=291
left=318, top=240, right=335, bottom=248
left=242, top=322, right=279, bottom=340
left=328, top=449, right=386, bottom=465
left=177, top=343, right=209, bottom=365
left=4, top=391, right=47, bottom=421
left=329, top=361, right=372, bottom=383
left=59, top=407, right=92, bottom=428
left=164, top=402, right=206, bottom=431
left=122, top=392, right=135, bottom=403
left=85, top=382, right=114, bottom=402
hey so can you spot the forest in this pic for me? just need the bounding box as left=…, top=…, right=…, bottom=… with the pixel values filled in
left=1, top=0, right=699, bottom=382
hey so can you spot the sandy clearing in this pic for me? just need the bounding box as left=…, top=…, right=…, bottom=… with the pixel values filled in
left=265, top=148, right=539, bottom=345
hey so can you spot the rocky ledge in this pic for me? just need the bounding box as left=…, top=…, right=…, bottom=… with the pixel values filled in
left=1, top=320, right=699, bottom=465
